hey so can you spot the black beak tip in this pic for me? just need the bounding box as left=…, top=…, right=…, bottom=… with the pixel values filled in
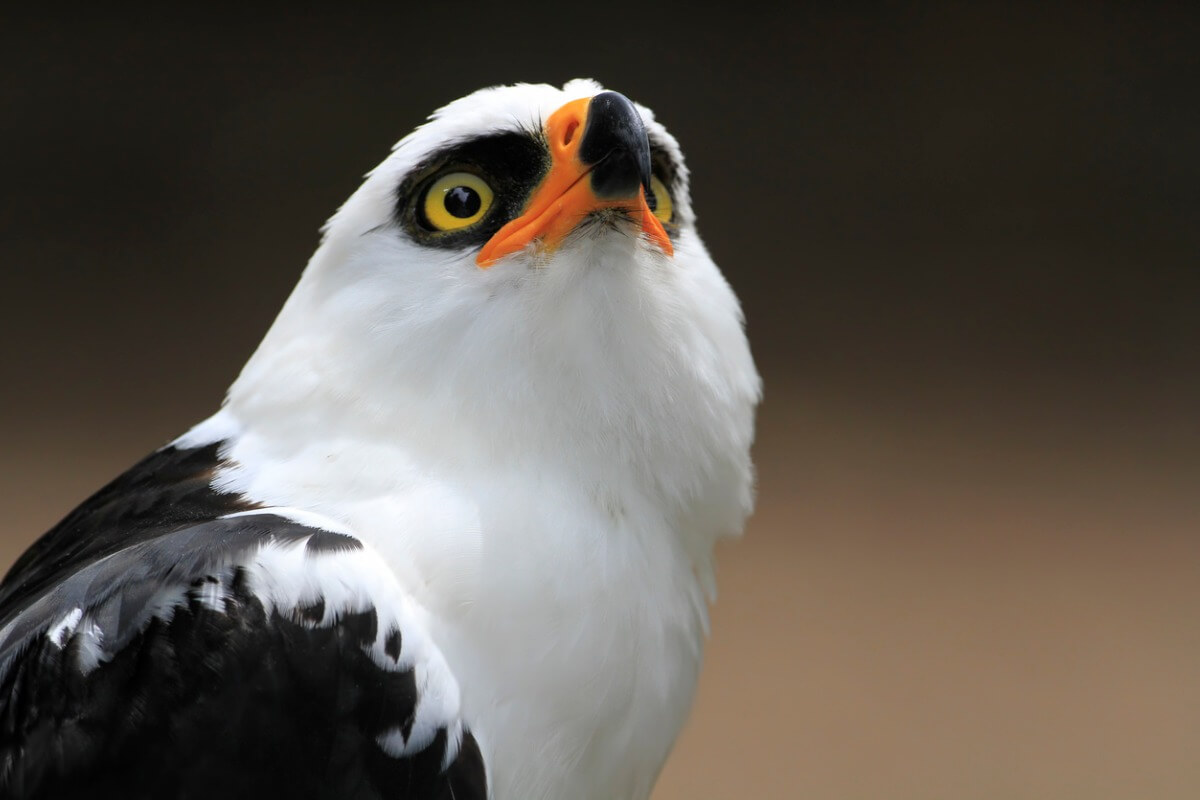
left=580, top=91, right=652, bottom=199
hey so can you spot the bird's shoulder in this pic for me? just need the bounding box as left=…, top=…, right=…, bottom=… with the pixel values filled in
left=0, top=438, right=485, bottom=800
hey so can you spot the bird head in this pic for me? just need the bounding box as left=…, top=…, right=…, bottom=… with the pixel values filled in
left=228, top=80, right=758, bottom=515
left=342, top=79, right=688, bottom=266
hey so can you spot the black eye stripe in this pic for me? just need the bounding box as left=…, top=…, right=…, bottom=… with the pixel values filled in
left=394, top=128, right=686, bottom=250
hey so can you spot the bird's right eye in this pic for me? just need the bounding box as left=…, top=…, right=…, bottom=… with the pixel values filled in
left=420, top=172, right=495, bottom=232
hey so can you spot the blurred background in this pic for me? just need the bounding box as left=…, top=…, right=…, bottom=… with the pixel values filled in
left=2, top=4, right=1198, bottom=798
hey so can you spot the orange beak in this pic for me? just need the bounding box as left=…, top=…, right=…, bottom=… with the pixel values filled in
left=476, top=92, right=673, bottom=267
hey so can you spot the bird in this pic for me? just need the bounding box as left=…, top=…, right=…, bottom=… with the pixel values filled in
left=0, top=79, right=760, bottom=800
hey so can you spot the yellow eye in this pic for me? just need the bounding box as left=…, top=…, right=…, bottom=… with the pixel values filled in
left=421, top=172, right=494, bottom=231
left=647, top=175, right=673, bottom=224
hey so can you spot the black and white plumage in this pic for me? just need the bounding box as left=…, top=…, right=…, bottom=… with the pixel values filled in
left=0, top=80, right=759, bottom=800
left=0, top=443, right=483, bottom=799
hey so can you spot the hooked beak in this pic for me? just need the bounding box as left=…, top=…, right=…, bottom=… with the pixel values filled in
left=476, top=91, right=673, bottom=267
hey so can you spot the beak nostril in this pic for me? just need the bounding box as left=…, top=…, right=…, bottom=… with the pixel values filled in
left=562, top=120, right=579, bottom=148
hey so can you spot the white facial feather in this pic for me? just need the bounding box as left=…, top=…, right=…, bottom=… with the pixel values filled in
left=209, top=80, right=760, bottom=800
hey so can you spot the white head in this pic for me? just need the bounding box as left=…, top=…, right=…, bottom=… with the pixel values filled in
left=227, top=79, right=760, bottom=547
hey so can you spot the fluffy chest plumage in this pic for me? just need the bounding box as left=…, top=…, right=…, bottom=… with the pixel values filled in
left=418, top=467, right=709, bottom=800
left=214, top=429, right=711, bottom=800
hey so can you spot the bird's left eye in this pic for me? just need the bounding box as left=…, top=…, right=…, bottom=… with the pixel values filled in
left=421, top=172, right=495, bottom=231
left=647, top=175, right=674, bottom=224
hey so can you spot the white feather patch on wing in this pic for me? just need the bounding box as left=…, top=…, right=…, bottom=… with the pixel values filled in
left=243, top=534, right=465, bottom=762
left=46, top=607, right=83, bottom=649
left=73, top=617, right=106, bottom=674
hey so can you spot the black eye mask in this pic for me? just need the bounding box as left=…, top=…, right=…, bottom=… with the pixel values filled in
left=395, top=132, right=550, bottom=251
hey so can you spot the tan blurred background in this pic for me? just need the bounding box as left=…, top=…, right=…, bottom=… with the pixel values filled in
left=2, top=5, right=1198, bottom=798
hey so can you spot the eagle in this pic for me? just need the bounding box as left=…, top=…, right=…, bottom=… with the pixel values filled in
left=0, top=79, right=760, bottom=800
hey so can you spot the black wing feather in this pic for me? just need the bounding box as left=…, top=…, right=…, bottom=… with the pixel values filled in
left=0, top=441, right=486, bottom=800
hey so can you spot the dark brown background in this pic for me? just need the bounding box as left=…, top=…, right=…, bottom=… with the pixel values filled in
left=2, top=5, right=1198, bottom=798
